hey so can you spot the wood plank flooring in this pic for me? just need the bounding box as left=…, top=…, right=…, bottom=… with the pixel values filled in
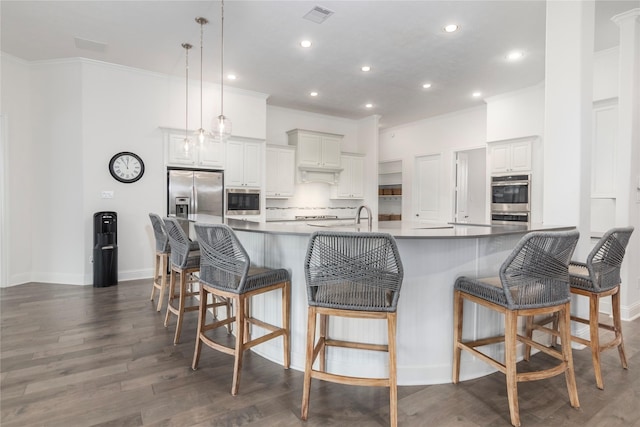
left=1, top=279, right=639, bottom=426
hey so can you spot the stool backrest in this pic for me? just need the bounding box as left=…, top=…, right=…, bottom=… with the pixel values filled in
left=164, top=217, right=192, bottom=269
left=194, top=223, right=250, bottom=293
left=304, top=231, right=404, bottom=312
left=149, top=213, right=170, bottom=253
left=499, top=230, right=579, bottom=309
left=585, top=226, right=634, bottom=291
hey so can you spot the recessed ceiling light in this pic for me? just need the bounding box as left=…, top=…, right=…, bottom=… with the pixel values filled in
left=300, top=40, right=312, bottom=48
left=227, top=74, right=237, bottom=80
left=310, top=91, right=318, bottom=97
left=444, top=24, right=459, bottom=33
left=506, top=50, right=525, bottom=61
left=472, top=92, right=482, bottom=98
left=365, top=103, right=374, bottom=108
left=361, top=65, right=371, bottom=72
left=422, top=83, right=432, bottom=89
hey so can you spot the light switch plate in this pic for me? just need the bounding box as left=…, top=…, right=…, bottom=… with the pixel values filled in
left=101, top=190, right=114, bottom=199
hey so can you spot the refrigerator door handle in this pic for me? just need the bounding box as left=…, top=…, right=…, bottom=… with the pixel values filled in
left=192, top=179, right=198, bottom=217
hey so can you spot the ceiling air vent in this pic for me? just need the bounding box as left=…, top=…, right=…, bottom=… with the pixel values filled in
left=303, top=6, right=334, bottom=24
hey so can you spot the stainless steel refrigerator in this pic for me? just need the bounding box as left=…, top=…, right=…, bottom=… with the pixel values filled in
left=167, top=169, right=224, bottom=235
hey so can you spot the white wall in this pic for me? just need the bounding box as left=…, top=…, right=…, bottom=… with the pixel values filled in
left=1, top=57, right=268, bottom=286
left=379, top=106, right=487, bottom=222
left=1, top=54, right=34, bottom=286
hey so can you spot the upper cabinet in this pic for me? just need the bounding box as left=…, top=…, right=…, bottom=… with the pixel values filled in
left=488, top=138, right=532, bottom=174
left=266, top=145, right=295, bottom=198
left=164, top=129, right=225, bottom=169
left=332, top=153, right=364, bottom=199
left=225, top=139, right=262, bottom=188
left=287, top=129, right=343, bottom=183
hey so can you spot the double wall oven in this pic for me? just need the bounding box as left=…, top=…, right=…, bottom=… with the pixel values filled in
left=490, top=174, right=530, bottom=225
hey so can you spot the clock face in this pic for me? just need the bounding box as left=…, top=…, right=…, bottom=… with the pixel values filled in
left=109, top=152, right=145, bottom=183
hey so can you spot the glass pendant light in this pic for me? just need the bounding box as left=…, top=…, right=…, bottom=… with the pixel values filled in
left=182, top=43, right=193, bottom=154
left=211, top=0, right=232, bottom=141
left=194, top=16, right=209, bottom=144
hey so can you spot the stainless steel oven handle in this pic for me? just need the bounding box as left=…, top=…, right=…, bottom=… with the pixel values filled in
left=491, top=181, right=529, bottom=186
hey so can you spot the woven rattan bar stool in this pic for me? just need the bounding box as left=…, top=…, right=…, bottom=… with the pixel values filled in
left=525, top=226, right=634, bottom=390
left=149, top=213, right=171, bottom=312
left=191, top=223, right=291, bottom=396
left=301, top=231, right=404, bottom=427
left=149, top=214, right=200, bottom=312
left=163, top=217, right=205, bottom=344
left=453, top=230, right=580, bottom=427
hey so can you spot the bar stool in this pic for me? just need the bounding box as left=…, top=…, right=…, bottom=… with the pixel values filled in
left=526, top=226, right=634, bottom=390
left=163, top=217, right=203, bottom=344
left=191, top=223, right=291, bottom=396
left=301, top=231, right=404, bottom=427
left=148, top=213, right=171, bottom=312
left=452, top=230, right=580, bottom=427
left=148, top=214, right=200, bottom=312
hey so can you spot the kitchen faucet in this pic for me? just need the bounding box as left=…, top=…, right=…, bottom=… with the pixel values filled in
left=355, top=205, right=373, bottom=231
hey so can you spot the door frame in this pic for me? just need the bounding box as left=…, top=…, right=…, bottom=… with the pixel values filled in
left=451, top=145, right=488, bottom=224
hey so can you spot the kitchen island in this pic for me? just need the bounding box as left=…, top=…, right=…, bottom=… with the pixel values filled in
left=200, top=217, right=574, bottom=385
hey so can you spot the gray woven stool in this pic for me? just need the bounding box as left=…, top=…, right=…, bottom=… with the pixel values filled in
left=301, top=231, right=404, bottom=427
left=453, top=230, right=580, bottom=427
left=526, top=226, right=634, bottom=390
left=191, top=223, right=291, bottom=396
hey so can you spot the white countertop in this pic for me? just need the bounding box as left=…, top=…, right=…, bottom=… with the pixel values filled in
left=224, top=218, right=574, bottom=239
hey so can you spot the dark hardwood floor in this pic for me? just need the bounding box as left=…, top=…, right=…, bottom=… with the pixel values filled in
left=1, top=279, right=639, bottom=426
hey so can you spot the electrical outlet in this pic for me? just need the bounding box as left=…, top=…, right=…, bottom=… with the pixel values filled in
left=101, top=191, right=114, bottom=199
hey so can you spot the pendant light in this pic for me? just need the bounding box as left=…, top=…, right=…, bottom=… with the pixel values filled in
left=211, top=0, right=232, bottom=141
left=194, top=16, right=209, bottom=144
left=181, top=43, right=193, bottom=154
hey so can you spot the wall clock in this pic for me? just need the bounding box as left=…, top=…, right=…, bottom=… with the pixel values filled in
left=108, top=152, right=145, bottom=183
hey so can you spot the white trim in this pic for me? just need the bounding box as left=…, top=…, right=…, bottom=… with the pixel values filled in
left=0, top=115, right=8, bottom=287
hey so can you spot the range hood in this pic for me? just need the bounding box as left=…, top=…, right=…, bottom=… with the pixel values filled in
left=298, top=165, right=343, bottom=184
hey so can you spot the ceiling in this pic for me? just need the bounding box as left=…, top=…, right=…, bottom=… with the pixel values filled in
left=1, top=1, right=636, bottom=129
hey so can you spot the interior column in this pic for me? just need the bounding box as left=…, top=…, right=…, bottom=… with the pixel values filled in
left=611, top=9, right=640, bottom=319
left=542, top=1, right=594, bottom=257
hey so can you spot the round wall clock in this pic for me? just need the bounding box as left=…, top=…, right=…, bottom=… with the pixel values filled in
left=108, top=152, right=145, bottom=183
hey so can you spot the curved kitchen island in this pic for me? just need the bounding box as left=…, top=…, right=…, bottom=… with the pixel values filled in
left=200, top=218, right=574, bottom=386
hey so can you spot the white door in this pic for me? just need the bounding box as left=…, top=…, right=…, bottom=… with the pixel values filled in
left=414, top=154, right=441, bottom=222
left=455, top=152, right=469, bottom=222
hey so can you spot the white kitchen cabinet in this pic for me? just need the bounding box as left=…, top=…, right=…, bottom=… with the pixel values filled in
left=225, top=139, right=262, bottom=188
left=165, top=131, right=225, bottom=169
left=287, top=129, right=342, bottom=169
left=265, top=145, right=295, bottom=198
left=333, top=153, right=364, bottom=199
left=489, top=139, right=532, bottom=174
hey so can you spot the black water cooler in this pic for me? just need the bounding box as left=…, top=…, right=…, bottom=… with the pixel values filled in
left=93, top=211, right=118, bottom=287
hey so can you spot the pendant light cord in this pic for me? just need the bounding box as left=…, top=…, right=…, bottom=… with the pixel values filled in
left=220, top=0, right=225, bottom=117
left=183, top=43, right=190, bottom=140
left=199, top=19, right=204, bottom=131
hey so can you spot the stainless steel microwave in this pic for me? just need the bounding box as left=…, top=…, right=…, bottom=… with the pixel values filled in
left=226, top=188, right=260, bottom=216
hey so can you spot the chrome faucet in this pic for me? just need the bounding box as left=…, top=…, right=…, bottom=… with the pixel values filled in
left=355, top=205, right=373, bottom=230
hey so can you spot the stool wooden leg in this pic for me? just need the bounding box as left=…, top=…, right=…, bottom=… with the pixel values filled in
left=589, top=293, right=604, bottom=389
left=231, top=295, right=245, bottom=396
left=559, top=303, right=580, bottom=408
left=282, top=282, right=291, bottom=369
left=192, top=286, right=207, bottom=370
left=164, top=268, right=176, bottom=327
left=173, top=270, right=187, bottom=345
left=523, top=315, right=533, bottom=361
left=155, top=254, right=167, bottom=312
left=388, top=312, right=398, bottom=427
left=150, top=253, right=159, bottom=301
left=319, top=313, right=328, bottom=372
left=505, top=310, right=520, bottom=427
left=612, top=289, right=628, bottom=369
left=452, top=290, right=463, bottom=384
left=301, top=307, right=317, bottom=421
